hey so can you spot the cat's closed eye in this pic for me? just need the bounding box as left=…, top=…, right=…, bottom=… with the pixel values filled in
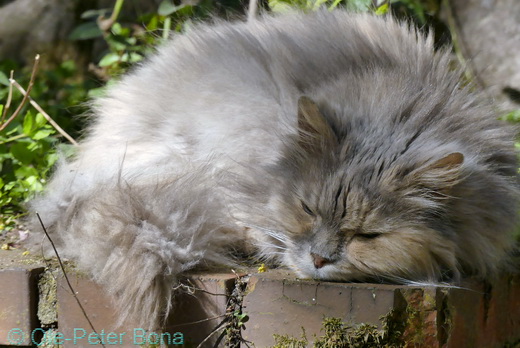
left=355, top=232, right=383, bottom=240
left=301, top=201, right=315, bottom=216
left=342, top=228, right=383, bottom=239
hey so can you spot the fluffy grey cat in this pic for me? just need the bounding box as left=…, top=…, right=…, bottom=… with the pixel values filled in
left=29, top=9, right=519, bottom=330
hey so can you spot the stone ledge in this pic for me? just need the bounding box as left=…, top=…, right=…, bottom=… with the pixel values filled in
left=0, top=268, right=44, bottom=346
left=0, top=249, right=519, bottom=347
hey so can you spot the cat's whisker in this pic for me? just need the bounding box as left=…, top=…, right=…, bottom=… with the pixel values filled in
left=254, top=240, right=288, bottom=251
left=258, top=244, right=287, bottom=251
left=242, top=223, right=289, bottom=243
left=259, top=251, right=286, bottom=257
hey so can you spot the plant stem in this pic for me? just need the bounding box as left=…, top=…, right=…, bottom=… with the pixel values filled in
left=1, top=70, right=14, bottom=123
left=163, top=16, right=172, bottom=40
left=0, top=133, right=27, bottom=144
left=111, top=0, right=125, bottom=23
left=10, top=80, right=78, bottom=146
left=0, top=55, right=40, bottom=132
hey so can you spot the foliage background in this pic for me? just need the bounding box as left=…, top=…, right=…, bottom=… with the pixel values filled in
left=0, top=0, right=518, bottom=240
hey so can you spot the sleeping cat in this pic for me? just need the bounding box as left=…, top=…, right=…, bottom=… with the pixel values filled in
left=28, top=9, right=519, bottom=330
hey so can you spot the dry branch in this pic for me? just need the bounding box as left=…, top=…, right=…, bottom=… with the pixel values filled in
left=10, top=80, right=78, bottom=146
left=0, top=55, right=39, bottom=131
left=1, top=70, right=14, bottom=123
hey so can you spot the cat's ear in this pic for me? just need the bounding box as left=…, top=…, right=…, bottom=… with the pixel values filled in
left=429, top=152, right=464, bottom=170
left=411, top=152, right=464, bottom=196
left=297, top=96, right=337, bottom=152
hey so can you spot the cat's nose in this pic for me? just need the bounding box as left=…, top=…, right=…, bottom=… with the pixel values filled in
left=311, top=253, right=332, bottom=269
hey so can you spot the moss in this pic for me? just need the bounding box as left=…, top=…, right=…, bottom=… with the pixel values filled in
left=437, top=289, right=453, bottom=346
left=37, top=268, right=58, bottom=325
left=271, top=315, right=404, bottom=348
left=273, top=329, right=308, bottom=348
left=397, top=289, right=441, bottom=346
left=38, top=329, right=59, bottom=348
left=380, top=310, right=405, bottom=348
left=225, top=274, right=250, bottom=347
left=314, top=318, right=351, bottom=347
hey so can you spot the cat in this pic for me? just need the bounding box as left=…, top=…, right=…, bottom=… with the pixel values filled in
left=28, top=9, right=519, bottom=331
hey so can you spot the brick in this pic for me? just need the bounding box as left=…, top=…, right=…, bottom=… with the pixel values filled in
left=349, top=283, right=397, bottom=325
left=446, top=275, right=520, bottom=348
left=242, top=270, right=401, bottom=346
left=0, top=249, right=45, bottom=347
left=56, top=271, right=237, bottom=347
left=56, top=273, right=141, bottom=348
left=241, top=271, right=520, bottom=347
left=0, top=267, right=44, bottom=346
left=164, top=272, right=238, bottom=347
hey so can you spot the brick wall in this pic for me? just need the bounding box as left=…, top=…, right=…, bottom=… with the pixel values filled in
left=0, top=249, right=519, bottom=347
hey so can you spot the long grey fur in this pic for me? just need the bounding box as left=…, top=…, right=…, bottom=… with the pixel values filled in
left=28, top=10, right=519, bottom=330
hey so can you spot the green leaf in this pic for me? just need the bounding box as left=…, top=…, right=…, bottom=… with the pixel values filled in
left=10, top=142, right=34, bottom=165
left=4, top=181, right=16, bottom=191
left=146, top=15, right=160, bottom=31
left=346, top=0, right=372, bottom=12
left=69, top=22, right=103, bottom=40
left=122, top=52, right=143, bottom=63
left=158, top=0, right=184, bottom=16
left=26, top=140, right=41, bottom=151
left=375, top=3, right=389, bottom=15
left=175, top=5, right=194, bottom=16
left=46, top=152, right=59, bottom=167
left=0, top=71, right=9, bottom=86
left=501, top=110, right=520, bottom=123
left=60, top=60, right=77, bottom=73
left=22, top=110, right=35, bottom=136
left=80, top=8, right=110, bottom=19
left=23, top=175, right=44, bottom=193
left=99, top=52, right=122, bottom=67
left=31, top=129, right=54, bottom=140
left=328, top=0, right=344, bottom=11
left=34, top=113, right=48, bottom=129
left=5, top=126, right=19, bottom=136
left=111, top=22, right=123, bottom=35
left=15, top=166, right=38, bottom=179
left=268, top=0, right=294, bottom=13
left=106, top=35, right=129, bottom=51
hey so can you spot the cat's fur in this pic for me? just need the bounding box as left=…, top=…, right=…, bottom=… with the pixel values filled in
left=28, top=10, right=519, bottom=330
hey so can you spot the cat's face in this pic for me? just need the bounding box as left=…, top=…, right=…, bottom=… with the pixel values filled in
left=267, top=97, right=463, bottom=283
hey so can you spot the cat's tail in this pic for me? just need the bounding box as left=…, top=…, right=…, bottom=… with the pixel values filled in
left=27, top=164, right=239, bottom=330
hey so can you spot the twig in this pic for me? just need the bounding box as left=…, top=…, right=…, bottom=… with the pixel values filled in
left=1, top=70, right=14, bottom=123
left=10, top=80, right=78, bottom=146
left=0, top=55, right=40, bottom=131
left=0, top=133, right=26, bottom=145
left=212, top=317, right=233, bottom=348
left=168, top=313, right=229, bottom=328
left=36, top=213, right=106, bottom=348
left=176, top=279, right=228, bottom=297
left=98, top=0, right=124, bottom=31
left=442, top=0, right=486, bottom=90
left=196, top=323, right=229, bottom=348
